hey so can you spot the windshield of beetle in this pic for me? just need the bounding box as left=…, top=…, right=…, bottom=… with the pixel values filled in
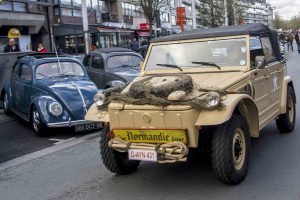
left=145, top=37, right=248, bottom=70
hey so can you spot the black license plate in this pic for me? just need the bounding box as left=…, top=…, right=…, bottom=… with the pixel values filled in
left=75, top=122, right=103, bottom=132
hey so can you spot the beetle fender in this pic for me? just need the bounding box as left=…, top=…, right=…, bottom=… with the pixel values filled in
left=195, top=94, right=259, bottom=138
left=30, top=96, right=56, bottom=123
left=280, top=76, right=295, bottom=113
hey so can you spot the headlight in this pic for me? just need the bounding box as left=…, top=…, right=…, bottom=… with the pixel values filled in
left=206, top=92, right=220, bottom=108
left=111, top=80, right=125, bottom=88
left=49, top=102, right=63, bottom=116
left=94, top=93, right=106, bottom=107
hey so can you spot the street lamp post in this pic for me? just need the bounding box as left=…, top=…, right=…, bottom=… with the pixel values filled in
left=224, top=0, right=228, bottom=26
left=192, top=0, right=196, bottom=30
left=82, top=0, right=90, bottom=54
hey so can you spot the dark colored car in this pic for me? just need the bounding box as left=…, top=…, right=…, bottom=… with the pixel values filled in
left=136, top=45, right=148, bottom=58
left=82, top=48, right=143, bottom=89
left=0, top=53, right=102, bottom=136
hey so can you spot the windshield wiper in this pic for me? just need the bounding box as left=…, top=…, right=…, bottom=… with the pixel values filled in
left=191, top=61, right=221, bottom=70
left=156, top=64, right=183, bottom=71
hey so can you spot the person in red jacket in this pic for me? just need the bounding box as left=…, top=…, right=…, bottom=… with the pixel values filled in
left=36, top=43, right=47, bottom=53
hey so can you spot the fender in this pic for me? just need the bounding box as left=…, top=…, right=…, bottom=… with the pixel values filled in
left=195, top=94, right=260, bottom=138
left=85, top=103, right=109, bottom=122
left=30, top=95, right=56, bottom=123
left=280, top=76, right=295, bottom=113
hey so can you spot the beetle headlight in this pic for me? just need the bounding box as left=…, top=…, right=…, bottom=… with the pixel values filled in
left=49, top=102, right=63, bottom=117
left=206, top=92, right=220, bottom=108
left=111, top=80, right=125, bottom=88
left=94, top=93, right=106, bottom=107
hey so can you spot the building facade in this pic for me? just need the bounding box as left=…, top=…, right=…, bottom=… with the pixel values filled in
left=0, top=0, right=54, bottom=53
left=241, top=0, right=274, bottom=25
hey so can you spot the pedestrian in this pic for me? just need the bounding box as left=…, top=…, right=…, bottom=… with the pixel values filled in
left=36, top=43, right=47, bottom=53
left=91, top=43, right=98, bottom=51
left=130, top=38, right=139, bottom=51
left=295, top=29, right=300, bottom=54
left=287, top=32, right=294, bottom=52
left=141, top=40, right=148, bottom=46
left=3, top=38, right=20, bottom=52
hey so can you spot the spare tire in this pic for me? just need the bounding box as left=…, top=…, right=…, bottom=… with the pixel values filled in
left=129, top=75, right=193, bottom=98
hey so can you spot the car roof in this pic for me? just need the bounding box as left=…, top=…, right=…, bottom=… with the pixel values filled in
left=18, top=53, right=80, bottom=64
left=92, top=47, right=135, bottom=54
left=151, top=23, right=271, bottom=43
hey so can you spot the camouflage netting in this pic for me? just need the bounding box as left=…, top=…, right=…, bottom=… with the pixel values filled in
left=98, top=74, right=229, bottom=111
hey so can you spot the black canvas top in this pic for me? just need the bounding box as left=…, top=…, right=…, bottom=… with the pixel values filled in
left=151, top=23, right=283, bottom=61
left=152, top=23, right=271, bottom=43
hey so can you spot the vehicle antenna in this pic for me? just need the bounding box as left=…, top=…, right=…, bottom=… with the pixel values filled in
left=52, top=41, right=63, bottom=73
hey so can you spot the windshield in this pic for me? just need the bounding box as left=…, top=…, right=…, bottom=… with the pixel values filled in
left=107, top=55, right=142, bottom=69
left=145, top=38, right=247, bottom=70
left=36, top=62, right=85, bottom=80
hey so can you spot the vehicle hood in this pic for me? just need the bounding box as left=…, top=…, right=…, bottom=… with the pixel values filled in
left=188, top=71, right=247, bottom=90
left=35, top=78, right=98, bottom=120
left=108, top=67, right=140, bottom=82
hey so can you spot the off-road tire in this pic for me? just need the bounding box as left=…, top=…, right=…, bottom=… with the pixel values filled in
left=2, top=91, right=10, bottom=115
left=31, top=105, right=48, bottom=137
left=211, top=114, right=250, bottom=185
left=276, top=86, right=296, bottom=133
left=100, top=127, right=140, bottom=175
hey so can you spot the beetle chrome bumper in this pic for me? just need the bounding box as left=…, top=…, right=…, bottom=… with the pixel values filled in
left=47, top=120, right=98, bottom=128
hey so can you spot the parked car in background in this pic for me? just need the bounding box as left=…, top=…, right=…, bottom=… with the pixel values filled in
left=1, top=53, right=102, bottom=136
left=136, top=45, right=148, bottom=58
left=82, top=48, right=143, bottom=89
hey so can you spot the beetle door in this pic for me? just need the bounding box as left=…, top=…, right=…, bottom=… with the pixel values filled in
left=10, top=63, right=21, bottom=109
left=16, top=63, right=33, bottom=114
left=89, top=54, right=105, bottom=89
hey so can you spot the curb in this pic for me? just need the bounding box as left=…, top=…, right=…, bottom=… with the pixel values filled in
left=0, top=131, right=101, bottom=171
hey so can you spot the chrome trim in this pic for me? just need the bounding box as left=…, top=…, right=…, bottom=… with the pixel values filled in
left=47, top=120, right=99, bottom=128
left=72, top=82, right=87, bottom=114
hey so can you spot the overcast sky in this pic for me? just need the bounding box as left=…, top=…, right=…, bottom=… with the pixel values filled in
left=268, top=0, right=300, bottom=20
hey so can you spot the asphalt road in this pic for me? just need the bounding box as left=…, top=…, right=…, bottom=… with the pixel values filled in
left=1, top=50, right=300, bottom=200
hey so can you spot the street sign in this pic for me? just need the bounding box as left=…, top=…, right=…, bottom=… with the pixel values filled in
left=176, top=7, right=186, bottom=32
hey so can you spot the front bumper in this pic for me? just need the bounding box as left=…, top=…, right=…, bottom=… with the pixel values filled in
left=47, top=119, right=99, bottom=128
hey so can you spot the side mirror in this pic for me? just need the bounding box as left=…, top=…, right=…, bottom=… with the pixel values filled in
left=139, top=61, right=144, bottom=71
left=255, top=56, right=266, bottom=69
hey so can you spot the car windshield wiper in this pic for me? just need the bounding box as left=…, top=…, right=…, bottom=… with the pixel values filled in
left=156, top=64, right=183, bottom=71
left=191, top=61, right=221, bottom=70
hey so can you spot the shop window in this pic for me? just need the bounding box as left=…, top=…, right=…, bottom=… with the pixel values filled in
left=54, top=7, right=60, bottom=16
left=73, top=9, right=82, bottom=17
left=61, top=8, right=72, bottom=16
left=0, top=1, right=12, bottom=11
left=61, top=0, right=72, bottom=5
left=73, top=0, right=81, bottom=6
left=13, top=2, right=26, bottom=12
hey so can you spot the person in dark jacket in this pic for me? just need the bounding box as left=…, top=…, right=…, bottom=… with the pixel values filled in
left=3, top=38, right=20, bottom=52
left=295, top=29, right=300, bottom=53
left=130, top=38, right=139, bottom=51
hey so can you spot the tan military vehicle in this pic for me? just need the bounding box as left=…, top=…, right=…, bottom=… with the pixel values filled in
left=85, top=24, right=296, bottom=184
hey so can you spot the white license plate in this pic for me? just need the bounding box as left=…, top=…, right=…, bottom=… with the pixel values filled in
left=75, top=122, right=103, bottom=132
left=128, top=149, right=157, bottom=162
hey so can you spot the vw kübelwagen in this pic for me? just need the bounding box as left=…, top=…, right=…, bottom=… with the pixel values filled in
left=85, top=24, right=296, bottom=184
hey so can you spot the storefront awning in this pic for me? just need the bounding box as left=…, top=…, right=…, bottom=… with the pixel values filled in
left=0, top=12, right=45, bottom=34
left=53, top=24, right=99, bottom=36
left=97, top=27, right=133, bottom=33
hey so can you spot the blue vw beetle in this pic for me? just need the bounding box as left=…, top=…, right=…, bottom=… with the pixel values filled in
left=1, top=53, right=102, bottom=136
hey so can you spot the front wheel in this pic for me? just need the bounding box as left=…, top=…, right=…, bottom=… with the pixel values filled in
left=31, top=106, right=48, bottom=137
left=211, top=115, right=250, bottom=185
left=276, top=86, right=296, bottom=133
left=100, top=127, right=140, bottom=175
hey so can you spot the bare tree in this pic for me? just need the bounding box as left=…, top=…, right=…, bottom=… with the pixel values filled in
left=196, top=0, right=224, bottom=28
left=134, top=0, right=169, bottom=38
left=226, top=0, right=245, bottom=26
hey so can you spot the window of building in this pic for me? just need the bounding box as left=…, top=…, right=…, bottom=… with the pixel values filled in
left=54, top=7, right=60, bottom=16
left=170, top=0, right=176, bottom=7
left=73, top=9, right=82, bottom=16
left=0, top=1, right=12, bottom=11
left=73, top=0, right=81, bottom=6
left=122, top=3, right=141, bottom=17
left=171, top=15, right=176, bottom=26
left=99, top=0, right=107, bottom=13
left=91, top=0, right=98, bottom=9
left=61, top=0, right=72, bottom=5
left=160, top=12, right=170, bottom=23
left=86, top=0, right=92, bottom=8
left=13, top=2, right=26, bottom=12
left=61, top=8, right=72, bottom=16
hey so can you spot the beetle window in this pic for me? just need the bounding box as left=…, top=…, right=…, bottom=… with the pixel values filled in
left=36, top=62, right=85, bottom=80
left=261, top=37, right=276, bottom=63
left=83, top=55, right=92, bottom=67
left=91, top=55, right=104, bottom=69
left=107, top=55, right=142, bottom=69
left=12, top=63, right=20, bottom=81
left=20, top=64, right=32, bottom=81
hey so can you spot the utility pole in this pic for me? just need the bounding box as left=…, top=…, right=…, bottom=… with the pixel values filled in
left=82, top=0, right=89, bottom=54
left=192, top=0, right=196, bottom=30
left=224, top=0, right=228, bottom=26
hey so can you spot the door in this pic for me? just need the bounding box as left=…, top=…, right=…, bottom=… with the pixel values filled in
left=10, top=63, right=21, bottom=109
left=89, top=54, right=105, bottom=89
left=16, top=63, right=33, bottom=114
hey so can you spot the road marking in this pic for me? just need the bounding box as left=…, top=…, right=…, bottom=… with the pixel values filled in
left=0, top=131, right=101, bottom=171
left=49, top=137, right=76, bottom=145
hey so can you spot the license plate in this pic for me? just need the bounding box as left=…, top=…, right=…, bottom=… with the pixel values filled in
left=75, top=122, right=103, bottom=132
left=128, top=149, right=157, bottom=162
left=113, top=129, right=187, bottom=144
